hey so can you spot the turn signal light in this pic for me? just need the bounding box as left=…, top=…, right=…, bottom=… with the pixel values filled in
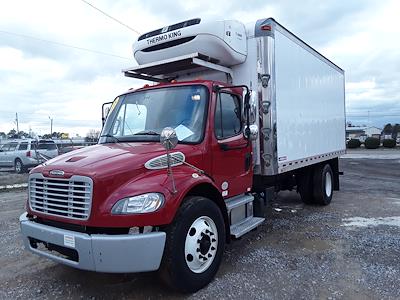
left=26, top=151, right=31, bottom=157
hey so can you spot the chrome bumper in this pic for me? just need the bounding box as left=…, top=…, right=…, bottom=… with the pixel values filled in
left=19, top=213, right=166, bottom=273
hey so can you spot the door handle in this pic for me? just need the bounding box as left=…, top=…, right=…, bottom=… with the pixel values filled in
left=219, top=142, right=249, bottom=151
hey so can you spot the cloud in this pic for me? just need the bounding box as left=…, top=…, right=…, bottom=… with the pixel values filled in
left=0, top=0, right=399, bottom=136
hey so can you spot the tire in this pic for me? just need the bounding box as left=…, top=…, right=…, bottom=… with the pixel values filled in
left=14, top=159, right=25, bottom=174
left=159, top=196, right=225, bottom=293
left=297, top=168, right=315, bottom=204
left=313, top=163, right=333, bottom=205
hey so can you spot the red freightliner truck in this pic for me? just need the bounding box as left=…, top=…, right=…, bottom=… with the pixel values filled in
left=20, top=18, right=345, bottom=292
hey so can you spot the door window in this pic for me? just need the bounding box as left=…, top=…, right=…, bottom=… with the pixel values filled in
left=215, top=93, right=242, bottom=139
left=1, top=144, right=10, bottom=151
left=8, top=142, right=18, bottom=151
left=18, top=142, right=28, bottom=150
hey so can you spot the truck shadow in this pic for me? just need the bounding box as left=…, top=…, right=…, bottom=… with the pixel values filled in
left=50, top=265, right=184, bottom=299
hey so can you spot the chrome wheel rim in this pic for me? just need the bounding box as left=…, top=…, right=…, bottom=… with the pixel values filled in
left=325, top=172, right=332, bottom=197
left=184, top=216, right=218, bottom=273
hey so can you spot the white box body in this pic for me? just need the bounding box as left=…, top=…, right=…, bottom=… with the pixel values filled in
left=130, top=18, right=346, bottom=176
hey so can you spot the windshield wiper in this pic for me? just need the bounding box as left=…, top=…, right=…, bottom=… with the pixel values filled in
left=133, top=130, right=160, bottom=136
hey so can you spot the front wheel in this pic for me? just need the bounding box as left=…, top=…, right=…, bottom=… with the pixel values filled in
left=159, top=196, right=225, bottom=293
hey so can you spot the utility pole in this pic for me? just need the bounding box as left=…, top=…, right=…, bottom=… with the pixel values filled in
left=49, top=116, right=53, bottom=137
left=15, top=113, right=19, bottom=136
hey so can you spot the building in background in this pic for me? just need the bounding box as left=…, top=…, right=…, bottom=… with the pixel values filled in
left=346, top=126, right=382, bottom=142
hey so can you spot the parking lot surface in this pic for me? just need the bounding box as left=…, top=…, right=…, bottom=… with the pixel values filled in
left=0, top=155, right=399, bottom=299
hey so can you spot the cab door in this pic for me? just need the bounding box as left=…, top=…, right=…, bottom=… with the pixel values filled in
left=211, top=91, right=253, bottom=198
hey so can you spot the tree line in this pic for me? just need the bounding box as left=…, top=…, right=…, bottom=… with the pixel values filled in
left=382, top=123, right=400, bottom=139
left=0, top=129, right=101, bottom=143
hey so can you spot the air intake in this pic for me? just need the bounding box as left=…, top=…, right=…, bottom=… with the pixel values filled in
left=145, top=152, right=185, bottom=170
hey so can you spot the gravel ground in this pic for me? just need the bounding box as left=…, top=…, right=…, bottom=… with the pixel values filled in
left=343, top=147, right=400, bottom=159
left=0, top=156, right=399, bottom=299
left=0, top=172, right=29, bottom=187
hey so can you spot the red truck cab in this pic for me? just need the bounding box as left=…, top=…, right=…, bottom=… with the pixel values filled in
left=20, top=80, right=254, bottom=292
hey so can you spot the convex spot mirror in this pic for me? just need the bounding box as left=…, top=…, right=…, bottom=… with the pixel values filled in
left=160, top=127, right=178, bottom=150
left=244, top=124, right=259, bottom=141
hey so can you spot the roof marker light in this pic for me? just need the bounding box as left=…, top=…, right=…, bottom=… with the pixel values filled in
left=261, top=24, right=272, bottom=31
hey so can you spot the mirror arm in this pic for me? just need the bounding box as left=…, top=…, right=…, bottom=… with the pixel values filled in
left=165, top=148, right=177, bottom=194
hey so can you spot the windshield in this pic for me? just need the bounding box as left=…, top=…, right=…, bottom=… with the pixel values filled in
left=101, top=85, right=208, bottom=143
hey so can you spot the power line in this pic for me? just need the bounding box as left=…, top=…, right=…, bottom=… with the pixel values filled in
left=80, top=0, right=141, bottom=35
left=0, top=30, right=130, bottom=60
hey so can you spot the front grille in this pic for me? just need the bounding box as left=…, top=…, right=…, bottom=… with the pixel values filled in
left=29, top=174, right=93, bottom=220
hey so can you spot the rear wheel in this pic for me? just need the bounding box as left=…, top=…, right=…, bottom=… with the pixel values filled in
left=159, top=196, right=225, bottom=293
left=313, top=163, right=334, bottom=205
left=14, top=159, right=25, bottom=174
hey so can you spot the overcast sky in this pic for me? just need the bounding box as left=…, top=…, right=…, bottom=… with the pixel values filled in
left=0, top=0, right=399, bottom=137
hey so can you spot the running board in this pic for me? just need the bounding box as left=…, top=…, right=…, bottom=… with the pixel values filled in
left=230, top=217, right=265, bottom=238
left=226, top=194, right=254, bottom=212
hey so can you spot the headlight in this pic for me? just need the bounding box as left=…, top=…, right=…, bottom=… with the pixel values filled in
left=111, top=193, right=164, bottom=215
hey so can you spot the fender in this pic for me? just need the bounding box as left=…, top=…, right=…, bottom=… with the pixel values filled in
left=93, top=167, right=221, bottom=228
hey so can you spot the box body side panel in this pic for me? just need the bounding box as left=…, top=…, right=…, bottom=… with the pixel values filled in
left=274, top=29, right=345, bottom=170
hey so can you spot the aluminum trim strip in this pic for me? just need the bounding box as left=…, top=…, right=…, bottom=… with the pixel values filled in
left=278, top=150, right=345, bottom=173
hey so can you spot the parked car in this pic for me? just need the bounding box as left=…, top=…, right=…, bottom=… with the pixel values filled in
left=36, top=140, right=59, bottom=159
left=0, top=139, right=42, bottom=173
left=0, top=139, right=59, bottom=173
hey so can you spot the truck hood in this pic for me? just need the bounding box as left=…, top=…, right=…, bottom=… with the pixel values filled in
left=33, top=142, right=191, bottom=179
left=27, top=141, right=206, bottom=227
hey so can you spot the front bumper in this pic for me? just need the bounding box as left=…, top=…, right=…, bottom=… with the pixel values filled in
left=19, top=213, right=166, bottom=273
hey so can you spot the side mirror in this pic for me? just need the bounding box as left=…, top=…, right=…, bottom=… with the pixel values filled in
left=242, top=91, right=256, bottom=124
left=160, top=127, right=178, bottom=150
left=102, top=101, right=113, bottom=127
left=244, top=124, right=259, bottom=141
left=244, top=92, right=250, bottom=106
